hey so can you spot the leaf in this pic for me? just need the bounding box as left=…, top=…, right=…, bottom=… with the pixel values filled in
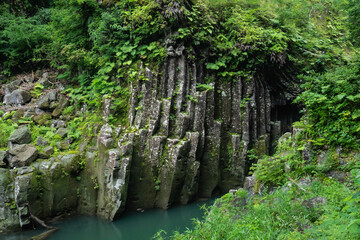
left=347, top=219, right=360, bottom=230
left=352, top=110, right=360, bottom=120
left=206, top=63, right=219, bottom=70
left=336, top=93, right=346, bottom=100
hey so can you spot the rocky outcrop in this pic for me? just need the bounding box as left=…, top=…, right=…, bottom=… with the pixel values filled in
left=8, top=126, right=32, bottom=147
left=8, top=144, right=38, bottom=168
left=0, top=46, right=299, bottom=231
left=111, top=42, right=297, bottom=211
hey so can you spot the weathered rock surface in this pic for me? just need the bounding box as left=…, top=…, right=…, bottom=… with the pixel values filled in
left=52, top=95, right=69, bottom=117
left=3, top=89, right=31, bottom=105
left=43, top=146, right=54, bottom=155
left=8, top=126, right=32, bottom=146
left=112, top=43, right=297, bottom=211
left=8, top=144, right=38, bottom=167
left=36, top=136, right=49, bottom=147
left=0, top=151, right=7, bottom=168
left=0, top=42, right=299, bottom=231
left=37, top=95, right=50, bottom=110
left=12, top=109, right=24, bottom=121
left=55, top=128, right=68, bottom=138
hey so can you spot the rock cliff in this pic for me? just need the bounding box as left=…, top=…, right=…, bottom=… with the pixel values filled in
left=0, top=44, right=299, bottom=231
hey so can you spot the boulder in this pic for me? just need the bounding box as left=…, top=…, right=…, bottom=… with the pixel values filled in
left=4, top=79, right=21, bottom=95
left=33, top=113, right=52, bottom=126
left=36, top=136, right=49, bottom=147
left=8, top=126, right=32, bottom=145
left=55, top=128, right=68, bottom=138
left=12, top=109, right=25, bottom=121
left=8, top=144, right=38, bottom=167
left=43, top=146, right=54, bottom=155
left=48, top=91, right=57, bottom=102
left=244, top=176, right=255, bottom=190
left=4, top=89, right=31, bottom=105
left=56, top=141, right=70, bottom=150
left=52, top=95, right=69, bottom=117
left=37, top=95, right=50, bottom=110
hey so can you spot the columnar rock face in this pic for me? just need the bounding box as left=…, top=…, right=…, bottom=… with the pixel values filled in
left=116, top=44, right=295, bottom=211
left=0, top=47, right=298, bottom=231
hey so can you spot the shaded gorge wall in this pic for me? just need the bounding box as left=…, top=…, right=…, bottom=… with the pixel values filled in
left=0, top=43, right=300, bottom=232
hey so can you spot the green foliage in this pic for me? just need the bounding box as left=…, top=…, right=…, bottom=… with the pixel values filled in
left=295, top=60, right=360, bottom=149
left=195, top=83, right=213, bottom=91
left=0, top=11, right=51, bottom=74
left=347, top=0, right=360, bottom=44
left=0, top=119, right=17, bottom=148
left=161, top=180, right=359, bottom=240
left=251, top=136, right=304, bottom=187
left=30, top=82, right=44, bottom=97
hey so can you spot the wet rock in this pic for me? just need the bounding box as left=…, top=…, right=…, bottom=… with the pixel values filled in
left=52, top=95, right=69, bottom=117
left=8, top=126, right=32, bottom=145
left=96, top=149, right=131, bottom=220
left=43, top=146, right=54, bottom=155
left=36, top=136, right=49, bottom=147
left=8, top=144, right=38, bottom=167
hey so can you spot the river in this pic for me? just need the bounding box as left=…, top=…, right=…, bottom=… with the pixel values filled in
left=1, top=198, right=213, bottom=240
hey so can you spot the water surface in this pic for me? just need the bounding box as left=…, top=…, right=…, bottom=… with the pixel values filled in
left=1, top=199, right=213, bottom=240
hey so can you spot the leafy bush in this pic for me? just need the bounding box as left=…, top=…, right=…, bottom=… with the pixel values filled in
left=295, top=61, right=360, bottom=149
left=157, top=180, right=359, bottom=240
left=0, top=12, right=51, bottom=74
left=0, top=119, right=17, bottom=148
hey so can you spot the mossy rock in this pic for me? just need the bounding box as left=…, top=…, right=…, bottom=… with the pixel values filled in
left=33, top=113, right=52, bottom=126
left=12, top=109, right=24, bottom=121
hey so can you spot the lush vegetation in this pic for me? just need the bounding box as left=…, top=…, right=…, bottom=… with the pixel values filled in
left=1, top=0, right=360, bottom=238
left=156, top=177, right=360, bottom=239
left=156, top=131, right=360, bottom=239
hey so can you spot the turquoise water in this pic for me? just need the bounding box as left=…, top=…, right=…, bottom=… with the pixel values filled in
left=1, top=199, right=212, bottom=240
